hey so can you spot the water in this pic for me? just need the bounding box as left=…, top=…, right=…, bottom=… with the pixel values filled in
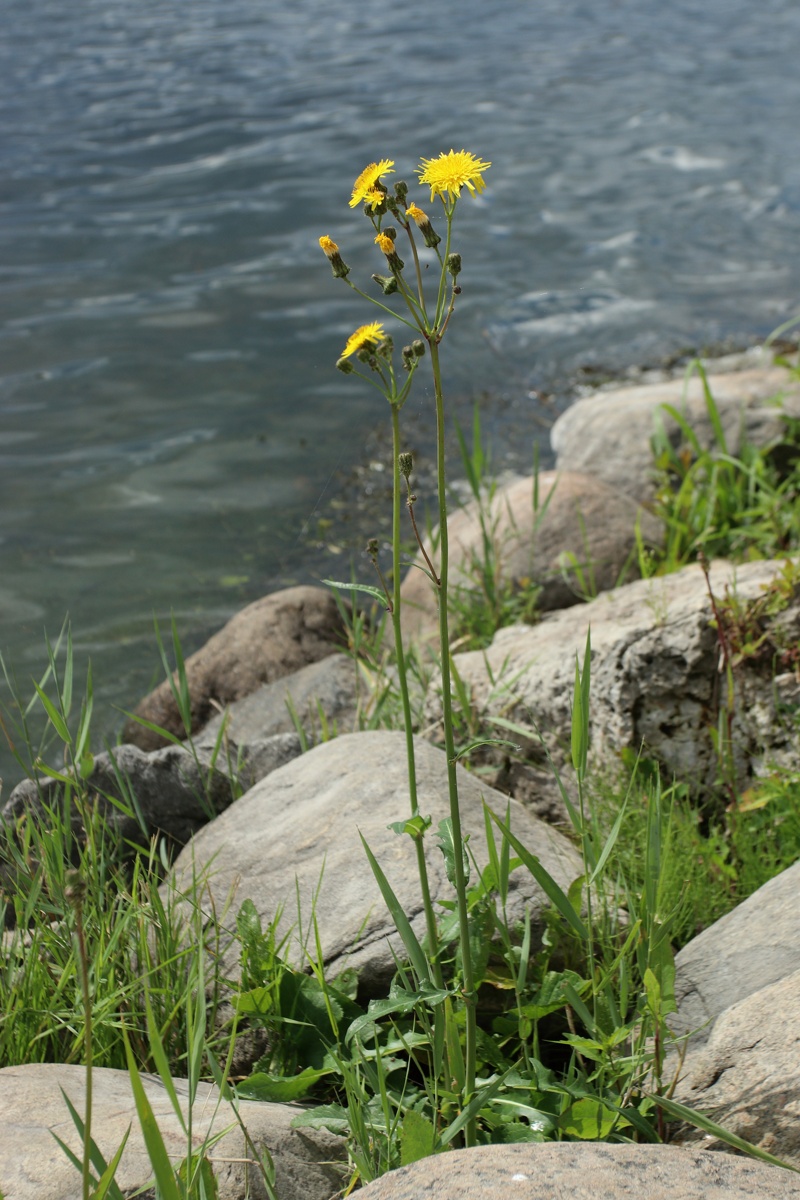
left=2, top=0, right=800, bottom=785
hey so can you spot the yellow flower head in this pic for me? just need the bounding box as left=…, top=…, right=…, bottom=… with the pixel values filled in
left=341, top=321, right=386, bottom=359
left=318, top=235, right=339, bottom=256
left=374, top=232, right=395, bottom=255
left=350, top=160, right=395, bottom=208
left=405, top=203, right=428, bottom=226
left=417, top=150, right=491, bottom=202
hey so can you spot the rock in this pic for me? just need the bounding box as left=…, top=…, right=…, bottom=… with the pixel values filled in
left=122, top=586, right=347, bottom=751
left=672, top=969, right=800, bottom=1168
left=671, top=861, right=800, bottom=1048
left=192, top=653, right=362, bottom=788
left=2, top=742, right=236, bottom=848
left=399, top=471, right=662, bottom=646
left=428, top=559, right=799, bottom=793
left=0, top=1062, right=346, bottom=1200
left=168, top=730, right=583, bottom=995
left=551, top=365, right=800, bottom=502
left=356, top=1142, right=800, bottom=1199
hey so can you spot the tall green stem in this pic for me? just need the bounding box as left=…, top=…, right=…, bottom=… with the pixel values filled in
left=390, top=404, right=442, bottom=985
left=428, top=339, right=476, bottom=1144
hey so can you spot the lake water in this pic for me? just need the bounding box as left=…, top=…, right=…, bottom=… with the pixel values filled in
left=2, top=0, right=800, bottom=785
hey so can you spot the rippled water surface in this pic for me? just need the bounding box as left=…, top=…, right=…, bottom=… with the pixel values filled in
left=2, top=0, right=800, bottom=781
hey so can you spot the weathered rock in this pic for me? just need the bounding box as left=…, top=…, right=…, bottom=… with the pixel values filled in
left=551, top=363, right=800, bottom=502
left=429, top=559, right=800, bottom=793
left=191, top=648, right=359, bottom=758
left=356, top=1142, right=800, bottom=1199
left=123, top=586, right=347, bottom=751
left=400, top=470, right=662, bottom=646
left=2, top=742, right=235, bottom=848
left=673, top=969, right=800, bottom=1168
left=168, top=730, right=583, bottom=994
left=671, top=861, right=800, bottom=1048
left=0, top=1062, right=346, bottom=1200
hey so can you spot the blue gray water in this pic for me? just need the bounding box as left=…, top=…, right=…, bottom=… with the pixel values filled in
left=2, top=0, right=800, bottom=782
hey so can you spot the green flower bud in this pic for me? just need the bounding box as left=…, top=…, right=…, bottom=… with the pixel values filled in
left=336, top=357, right=355, bottom=373
left=411, top=340, right=426, bottom=357
left=398, top=452, right=414, bottom=479
left=372, top=273, right=399, bottom=295
left=446, top=252, right=462, bottom=278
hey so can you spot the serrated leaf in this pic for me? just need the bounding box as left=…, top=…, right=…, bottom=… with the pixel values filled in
left=388, top=814, right=432, bottom=839
left=236, top=1067, right=328, bottom=1102
left=559, top=1097, right=619, bottom=1139
left=290, top=1104, right=350, bottom=1136
left=400, top=1109, right=438, bottom=1165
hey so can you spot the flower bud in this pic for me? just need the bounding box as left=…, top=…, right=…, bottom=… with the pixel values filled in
left=375, top=231, right=404, bottom=274
left=398, top=452, right=414, bottom=479
left=318, top=235, right=350, bottom=279
left=372, top=273, right=399, bottom=295
left=411, top=340, right=426, bottom=357
left=446, top=252, right=462, bottom=278
left=336, top=357, right=355, bottom=373
left=366, top=537, right=379, bottom=561
left=394, top=181, right=409, bottom=205
left=405, top=203, right=441, bottom=249
left=402, top=345, right=416, bottom=372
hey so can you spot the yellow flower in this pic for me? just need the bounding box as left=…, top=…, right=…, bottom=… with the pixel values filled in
left=341, top=321, right=386, bottom=359
left=318, top=235, right=339, bottom=256
left=417, top=150, right=491, bottom=202
left=318, top=235, right=350, bottom=278
left=374, top=232, right=395, bottom=255
left=405, top=203, right=428, bottom=225
left=350, top=159, right=395, bottom=208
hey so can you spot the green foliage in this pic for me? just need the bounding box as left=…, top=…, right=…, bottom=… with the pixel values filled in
left=646, top=360, right=800, bottom=573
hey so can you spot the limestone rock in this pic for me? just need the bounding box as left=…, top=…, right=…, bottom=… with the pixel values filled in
left=2, top=742, right=235, bottom=848
left=0, top=1062, right=345, bottom=1200
left=672, top=860, right=800, bottom=1048
left=168, top=730, right=583, bottom=994
left=356, top=1142, right=800, bottom=1199
left=400, top=470, right=662, bottom=645
left=429, top=559, right=799, bottom=793
left=551, top=365, right=800, bottom=502
left=673, top=969, right=800, bottom=1169
left=123, top=586, right=347, bottom=751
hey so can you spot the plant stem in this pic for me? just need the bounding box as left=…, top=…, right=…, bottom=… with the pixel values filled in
left=390, top=404, right=442, bottom=983
left=428, top=338, right=477, bottom=1144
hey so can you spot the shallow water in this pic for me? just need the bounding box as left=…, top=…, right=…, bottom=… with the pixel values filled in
left=2, top=0, right=800, bottom=784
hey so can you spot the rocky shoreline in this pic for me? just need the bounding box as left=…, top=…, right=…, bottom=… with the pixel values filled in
left=3, top=347, right=800, bottom=1198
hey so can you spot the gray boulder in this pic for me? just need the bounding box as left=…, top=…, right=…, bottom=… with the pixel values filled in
left=551, top=364, right=800, bottom=503
left=192, top=653, right=361, bottom=789
left=356, top=1142, right=800, bottom=1199
left=0, top=1062, right=345, bottom=1200
left=673, top=968, right=800, bottom=1168
left=400, top=470, right=662, bottom=646
left=671, top=860, right=800, bottom=1048
left=123, top=586, right=347, bottom=750
left=168, top=730, right=583, bottom=994
left=431, top=559, right=799, bottom=793
left=2, top=742, right=236, bottom=848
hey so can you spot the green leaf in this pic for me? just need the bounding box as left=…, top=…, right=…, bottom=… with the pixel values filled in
left=32, top=681, right=70, bottom=744
left=388, top=814, right=432, bottom=839
left=290, top=1104, right=350, bottom=1136
left=439, top=1069, right=513, bottom=1147
left=179, top=1154, right=219, bottom=1200
left=451, top=737, right=520, bottom=762
left=123, top=1032, right=182, bottom=1200
left=236, top=1067, right=329, bottom=1102
left=652, top=1094, right=800, bottom=1172
left=322, top=579, right=388, bottom=605
left=559, top=1097, right=619, bottom=1139
left=400, top=1109, right=438, bottom=1165
left=435, top=817, right=469, bottom=888
left=360, top=833, right=431, bottom=984
left=346, top=986, right=450, bottom=1044
left=488, top=813, right=588, bottom=940
left=92, top=1128, right=131, bottom=1200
